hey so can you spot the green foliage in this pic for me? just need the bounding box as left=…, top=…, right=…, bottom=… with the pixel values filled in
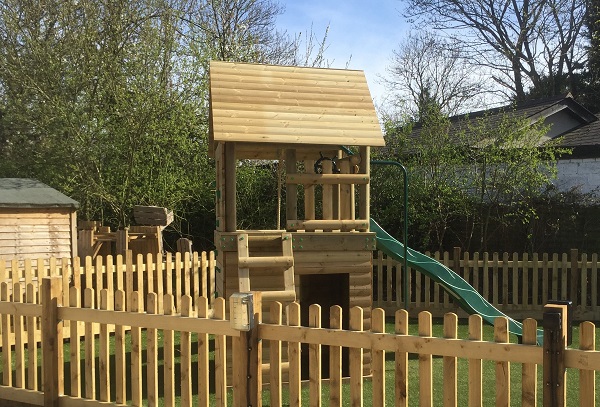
left=376, top=106, right=568, bottom=252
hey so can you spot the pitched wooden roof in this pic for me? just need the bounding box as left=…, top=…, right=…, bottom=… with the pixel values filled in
left=209, top=61, right=385, bottom=148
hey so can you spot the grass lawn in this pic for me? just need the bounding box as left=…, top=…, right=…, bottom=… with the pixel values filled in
left=2, top=317, right=599, bottom=406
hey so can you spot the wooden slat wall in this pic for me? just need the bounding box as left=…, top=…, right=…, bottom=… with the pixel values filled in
left=0, top=208, right=75, bottom=267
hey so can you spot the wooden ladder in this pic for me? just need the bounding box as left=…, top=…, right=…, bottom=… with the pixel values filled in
left=237, top=232, right=296, bottom=302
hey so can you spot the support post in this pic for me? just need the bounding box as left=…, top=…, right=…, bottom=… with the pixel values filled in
left=569, top=249, right=579, bottom=307
left=231, top=292, right=262, bottom=407
left=543, top=303, right=567, bottom=407
left=42, top=277, right=63, bottom=407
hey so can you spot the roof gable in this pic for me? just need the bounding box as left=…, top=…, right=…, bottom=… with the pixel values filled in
left=209, top=61, right=385, bottom=149
left=0, top=178, right=79, bottom=209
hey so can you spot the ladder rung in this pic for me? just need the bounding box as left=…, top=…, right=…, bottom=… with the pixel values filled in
left=238, top=256, right=294, bottom=268
left=261, top=290, right=296, bottom=302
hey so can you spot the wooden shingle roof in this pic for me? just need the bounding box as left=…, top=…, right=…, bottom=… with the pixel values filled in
left=209, top=61, right=385, bottom=150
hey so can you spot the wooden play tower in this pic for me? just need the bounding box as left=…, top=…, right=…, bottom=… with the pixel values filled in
left=209, top=61, right=385, bottom=345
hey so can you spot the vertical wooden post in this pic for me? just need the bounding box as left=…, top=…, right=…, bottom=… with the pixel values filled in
left=358, top=146, right=370, bottom=229
left=42, top=277, right=63, bottom=407
left=569, top=249, right=579, bottom=306
left=232, top=292, right=262, bottom=407
left=543, top=303, right=567, bottom=407
left=286, top=149, right=298, bottom=224
left=225, top=142, right=237, bottom=232
left=116, top=228, right=129, bottom=257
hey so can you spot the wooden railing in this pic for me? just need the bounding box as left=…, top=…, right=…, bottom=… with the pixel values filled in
left=374, top=248, right=600, bottom=320
left=0, top=279, right=597, bottom=406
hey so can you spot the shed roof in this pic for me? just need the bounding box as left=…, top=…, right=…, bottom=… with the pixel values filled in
left=209, top=61, right=385, bottom=149
left=0, top=178, right=79, bottom=209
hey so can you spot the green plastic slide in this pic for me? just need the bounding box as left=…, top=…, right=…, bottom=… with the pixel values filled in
left=370, top=218, right=542, bottom=344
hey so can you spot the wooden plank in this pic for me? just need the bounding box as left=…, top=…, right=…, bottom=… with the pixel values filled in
left=41, top=278, right=64, bottom=406
left=26, top=284, right=38, bottom=391
left=443, top=313, right=457, bottom=407
left=396, top=309, right=409, bottom=407
left=198, top=296, right=210, bottom=407
left=114, top=290, right=126, bottom=404
left=164, top=294, right=175, bottom=407
left=147, top=294, right=159, bottom=407
left=288, top=302, right=301, bottom=407
left=13, top=283, right=25, bottom=389
left=512, top=252, right=519, bottom=306
left=349, top=307, right=363, bottom=407
left=372, top=308, right=385, bottom=407
left=180, top=296, right=193, bottom=406
left=99, top=290, right=110, bottom=402
left=579, top=321, right=595, bottom=407
left=84, top=288, right=95, bottom=400
left=495, top=317, right=510, bottom=407
left=237, top=234, right=251, bottom=293
left=287, top=219, right=369, bottom=232
left=419, top=311, right=433, bottom=407
left=330, top=305, right=343, bottom=407
left=309, top=304, right=322, bottom=407
left=468, top=314, right=483, bottom=407
left=214, top=298, right=228, bottom=407
left=522, top=318, right=538, bottom=407
left=69, top=287, right=81, bottom=397
left=224, top=142, right=237, bottom=232
left=358, top=146, right=370, bottom=224
left=2, top=283, right=12, bottom=386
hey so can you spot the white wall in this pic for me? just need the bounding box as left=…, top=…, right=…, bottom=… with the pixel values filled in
left=555, top=158, right=600, bottom=195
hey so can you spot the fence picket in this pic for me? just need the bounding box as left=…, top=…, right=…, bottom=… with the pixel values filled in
left=2, top=282, right=11, bottom=386
left=395, top=309, right=409, bottom=407
left=289, top=302, right=301, bottom=407
left=214, top=297, right=227, bottom=407
left=84, top=287, right=95, bottom=399
left=115, top=290, right=126, bottom=404
left=99, top=290, right=110, bottom=402
left=164, top=294, right=175, bottom=407
left=330, top=305, right=343, bottom=407
left=349, top=306, right=364, bottom=407
left=372, top=308, right=385, bottom=407
left=494, top=317, right=510, bottom=406
left=268, top=301, right=283, bottom=407
left=147, top=293, right=159, bottom=407
left=26, top=283, right=38, bottom=391
left=418, top=311, right=433, bottom=407
left=198, top=296, right=210, bottom=407
left=131, top=291, right=142, bottom=406
left=522, top=318, right=537, bottom=407
left=580, top=321, right=596, bottom=407
left=443, top=313, right=457, bottom=407
left=468, top=314, right=482, bottom=407
left=181, top=295, right=193, bottom=406
left=309, top=304, right=322, bottom=406
left=13, top=283, right=24, bottom=389
left=69, top=286, right=81, bottom=397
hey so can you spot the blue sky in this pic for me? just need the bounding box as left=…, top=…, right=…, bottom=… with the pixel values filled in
left=277, top=0, right=408, bottom=105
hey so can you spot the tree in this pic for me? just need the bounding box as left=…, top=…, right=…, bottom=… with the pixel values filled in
left=403, top=0, right=587, bottom=101
left=384, top=31, right=489, bottom=119
left=377, top=107, right=567, bottom=252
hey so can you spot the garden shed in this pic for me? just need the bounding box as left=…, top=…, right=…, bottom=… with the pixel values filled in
left=0, top=178, right=79, bottom=265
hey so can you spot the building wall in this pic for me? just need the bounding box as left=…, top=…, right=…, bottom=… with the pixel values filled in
left=555, top=158, right=600, bottom=195
left=0, top=207, right=77, bottom=266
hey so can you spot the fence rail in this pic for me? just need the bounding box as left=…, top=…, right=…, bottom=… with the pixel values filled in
left=0, top=278, right=597, bottom=406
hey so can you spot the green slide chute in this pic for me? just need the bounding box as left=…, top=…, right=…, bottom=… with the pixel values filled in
left=370, top=218, right=542, bottom=344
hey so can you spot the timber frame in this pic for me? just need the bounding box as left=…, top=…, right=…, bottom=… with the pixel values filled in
left=209, top=61, right=385, bottom=373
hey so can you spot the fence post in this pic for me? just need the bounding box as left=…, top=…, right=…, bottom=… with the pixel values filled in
left=42, top=276, right=63, bottom=407
left=569, top=249, right=579, bottom=306
left=543, top=303, right=568, bottom=407
left=231, top=292, right=262, bottom=407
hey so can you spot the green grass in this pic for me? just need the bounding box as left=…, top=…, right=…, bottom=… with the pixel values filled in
left=2, top=318, right=599, bottom=406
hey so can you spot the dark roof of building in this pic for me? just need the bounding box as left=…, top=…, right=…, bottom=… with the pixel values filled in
left=407, top=94, right=600, bottom=148
left=0, top=178, right=79, bottom=209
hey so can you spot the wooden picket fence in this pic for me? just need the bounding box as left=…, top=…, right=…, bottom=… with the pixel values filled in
left=374, top=248, right=600, bottom=320
left=0, top=278, right=597, bottom=406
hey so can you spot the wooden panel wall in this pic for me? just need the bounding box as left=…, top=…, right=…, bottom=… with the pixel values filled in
left=0, top=208, right=76, bottom=266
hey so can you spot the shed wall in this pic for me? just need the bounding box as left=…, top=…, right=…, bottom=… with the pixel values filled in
left=0, top=208, right=77, bottom=266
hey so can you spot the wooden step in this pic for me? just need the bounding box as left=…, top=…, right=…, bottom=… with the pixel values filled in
left=238, top=256, right=294, bottom=268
